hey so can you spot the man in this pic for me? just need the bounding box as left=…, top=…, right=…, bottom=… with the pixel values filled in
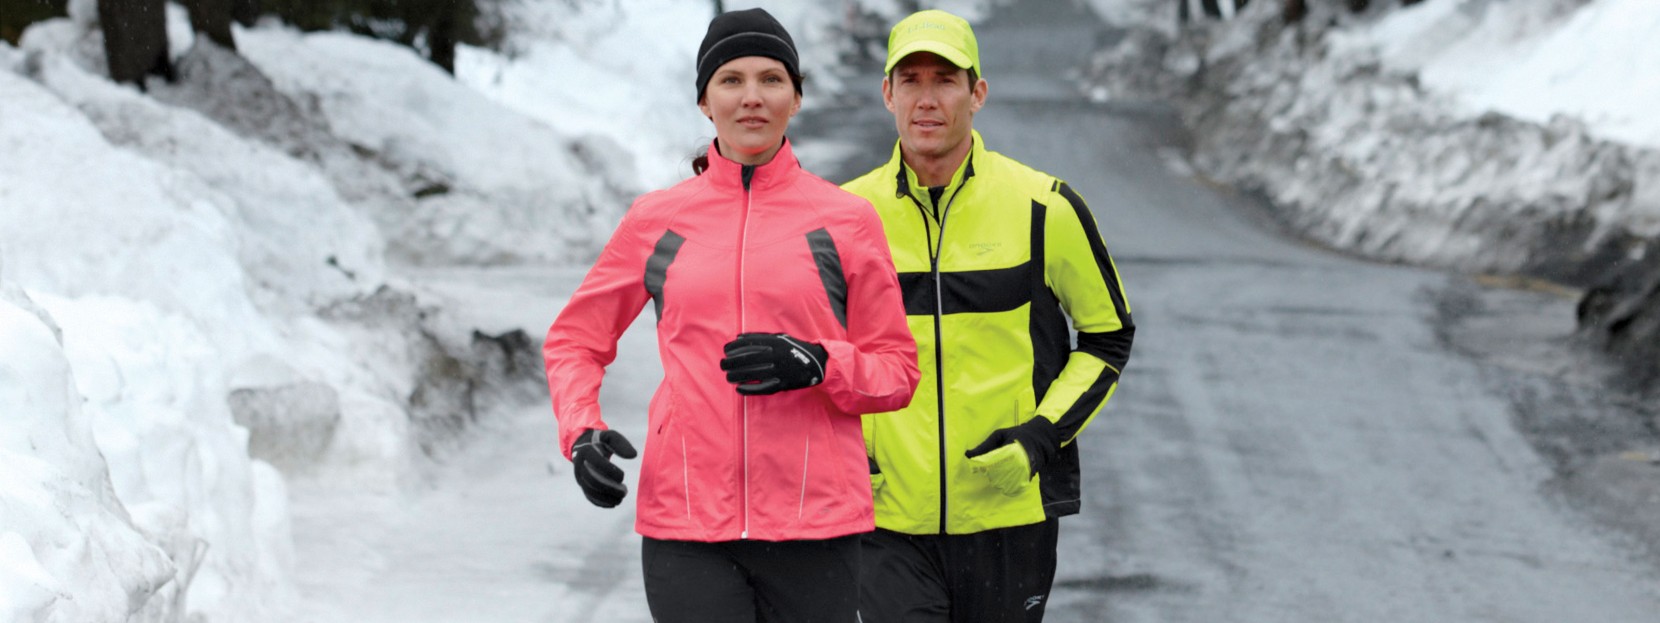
left=842, top=9, right=1135, bottom=622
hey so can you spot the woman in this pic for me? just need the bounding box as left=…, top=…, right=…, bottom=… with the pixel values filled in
left=542, top=8, right=919, bottom=622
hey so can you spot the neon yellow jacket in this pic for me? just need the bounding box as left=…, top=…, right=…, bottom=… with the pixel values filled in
left=843, top=131, right=1134, bottom=535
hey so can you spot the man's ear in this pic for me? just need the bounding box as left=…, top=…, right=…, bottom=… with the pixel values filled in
left=882, top=77, right=895, bottom=113
left=970, top=78, right=987, bottom=114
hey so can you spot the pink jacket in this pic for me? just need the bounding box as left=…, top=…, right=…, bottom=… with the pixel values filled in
left=544, top=140, right=919, bottom=542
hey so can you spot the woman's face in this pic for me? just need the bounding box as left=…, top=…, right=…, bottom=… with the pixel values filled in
left=698, top=56, right=800, bottom=166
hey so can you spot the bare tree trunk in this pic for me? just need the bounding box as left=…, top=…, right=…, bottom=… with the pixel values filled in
left=1282, top=0, right=1307, bottom=24
left=183, top=0, right=236, bottom=50
left=99, top=0, right=174, bottom=89
left=231, top=0, right=259, bottom=27
left=2, top=0, right=69, bottom=46
left=428, top=0, right=457, bottom=75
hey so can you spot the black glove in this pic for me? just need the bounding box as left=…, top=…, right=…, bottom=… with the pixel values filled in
left=571, top=428, right=638, bottom=508
left=719, top=333, right=829, bottom=396
left=964, top=417, right=1061, bottom=479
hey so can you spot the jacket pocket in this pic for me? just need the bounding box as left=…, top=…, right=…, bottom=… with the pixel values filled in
left=1014, top=386, right=1036, bottom=426
left=642, top=392, right=692, bottom=522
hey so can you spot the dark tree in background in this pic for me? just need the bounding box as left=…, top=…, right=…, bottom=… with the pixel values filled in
left=231, top=0, right=259, bottom=26
left=5, top=0, right=502, bottom=77
left=182, top=0, right=237, bottom=50
left=379, top=0, right=476, bottom=75
left=1282, top=0, right=1306, bottom=23
left=1282, top=0, right=1428, bottom=24
left=99, top=0, right=175, bottom=88
left=259, top=0, right=499, bottom=75
left=1179, top=0, right=1250, bottom=24
left=5, top=0, right=530, bottom=77
left=0, top=0, right=67, bottom=45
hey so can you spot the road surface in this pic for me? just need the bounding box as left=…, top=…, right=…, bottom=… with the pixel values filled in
left=290, top=2, right=1660, bottom=622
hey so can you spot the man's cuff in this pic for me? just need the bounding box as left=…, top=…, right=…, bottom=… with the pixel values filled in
left=1017, top=417, right=1062, bottom=474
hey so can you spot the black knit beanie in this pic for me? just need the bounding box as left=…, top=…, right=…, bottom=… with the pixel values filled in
left=695, top=8, right=801, bottom=102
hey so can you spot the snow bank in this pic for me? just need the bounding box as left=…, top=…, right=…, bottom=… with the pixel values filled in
left=1084, top=0, right=1660, bottom=283
left=1358, top=0, right=1660, bottom=151
left=2, top=4, right=593, bottom=618
left=0, top=56, right=307, bottom=621
left=453, top=0, right=920, bottom=191
left=237, top=24, right=634, bottom=265
left=1082, top=0, right=1660, bottom=382
left=0, top=285, right=177, bottom=622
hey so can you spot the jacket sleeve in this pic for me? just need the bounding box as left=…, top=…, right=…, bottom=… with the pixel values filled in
left=817, top=203, right=920, bottom=415
left=1035, top=182, right=1135, bottom=445
left=544, top=208, right=653, bottom=460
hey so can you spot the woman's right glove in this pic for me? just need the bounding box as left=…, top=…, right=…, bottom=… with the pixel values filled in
left=571, top=428, right=638, bottom=508
left=719, top=332, right=829, bottom=395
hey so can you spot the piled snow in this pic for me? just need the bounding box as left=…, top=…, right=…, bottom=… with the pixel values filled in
left=453, top=0, right=715, bottom=189
left=236, top=26, right=634, bottom=265
left=1084, top=0, right=1660, bottom=284
left=0, top=60, right=302, bottom=620
left=454, top=0, right=874, bottom=190
left=0, top=1, right=638, bottom=619
left=1079, top=0, right=1660, bottom=381
left=1354, top=0, right=1660, bottom=151
left=0, top=284, right=176, bottom=623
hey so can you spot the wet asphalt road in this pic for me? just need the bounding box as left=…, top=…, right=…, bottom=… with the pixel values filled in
left=795, top=1, right=1660, bottom=621
left=292, top=3, right=1660, bottom=621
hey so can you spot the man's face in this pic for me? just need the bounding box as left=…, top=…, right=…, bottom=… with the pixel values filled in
left=883, top=52, right=986, bottom=165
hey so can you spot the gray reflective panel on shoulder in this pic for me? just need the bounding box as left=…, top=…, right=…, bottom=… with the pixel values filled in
left=806, top=228, right=848, bottom=329
left=645, top=230, right=686, bottom=322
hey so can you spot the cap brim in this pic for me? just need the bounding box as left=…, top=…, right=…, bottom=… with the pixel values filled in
left=884, top=40, right=975, bottom=75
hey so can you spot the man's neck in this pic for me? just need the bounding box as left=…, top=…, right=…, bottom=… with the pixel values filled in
left=901, top=137, right=972, bottom=188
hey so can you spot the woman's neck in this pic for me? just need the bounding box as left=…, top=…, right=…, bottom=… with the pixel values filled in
left=717, top=139, right=784, bottom=167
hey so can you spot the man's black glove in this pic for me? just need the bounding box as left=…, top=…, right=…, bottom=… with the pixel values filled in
left=719, top=332, right=829, bottom=396
left=963, top=418, right=1061, bottom=496
left=571, top=428, right=637, bottom=508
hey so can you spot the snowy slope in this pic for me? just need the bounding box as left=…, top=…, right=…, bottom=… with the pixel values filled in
left=1, top=2, right=641, bottom=620
left=1084, top=0, right=1660, bottom=284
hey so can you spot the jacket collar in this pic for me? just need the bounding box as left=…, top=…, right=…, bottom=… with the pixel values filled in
left=890, top=129, right=983, bottom=200
left=704, top=137, right=800, bottom=193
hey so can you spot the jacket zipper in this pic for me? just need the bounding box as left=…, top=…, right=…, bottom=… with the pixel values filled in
left=908, top=176, right=965, bottom=534
left=738, top=164, right=755, bottom=539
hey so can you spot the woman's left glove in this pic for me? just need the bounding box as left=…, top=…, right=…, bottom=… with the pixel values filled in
left=571, top=428, right=637, bottom=508
left=720, top=332, right=829, bottom=395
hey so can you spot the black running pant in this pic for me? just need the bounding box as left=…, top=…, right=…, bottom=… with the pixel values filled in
left=859, top=519, right=1061, bottom=623
left=642, top=534, right=861, bottom=623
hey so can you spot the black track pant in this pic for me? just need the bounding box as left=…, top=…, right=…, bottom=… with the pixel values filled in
left=859, top=519, right=1060, bottom=623
left=642, top=534, right=861, bottom=623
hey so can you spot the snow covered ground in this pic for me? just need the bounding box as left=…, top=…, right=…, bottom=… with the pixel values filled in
left=3, top=0, right=1657, bottom=621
